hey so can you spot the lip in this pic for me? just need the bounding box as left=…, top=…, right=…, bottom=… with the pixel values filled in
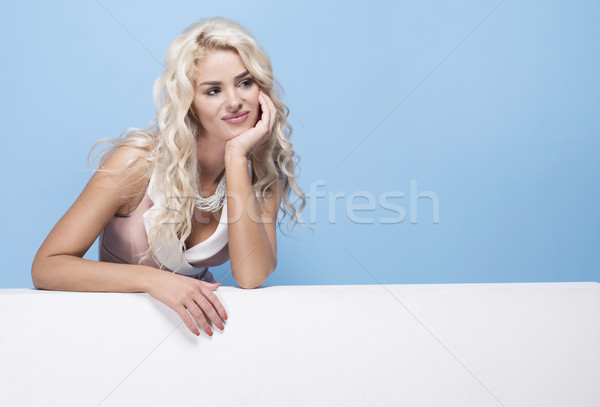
left=222, top=111, right=249, bottom=123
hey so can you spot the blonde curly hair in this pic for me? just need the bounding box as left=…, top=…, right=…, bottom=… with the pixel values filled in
left=89, top=17, right=306, bottom=270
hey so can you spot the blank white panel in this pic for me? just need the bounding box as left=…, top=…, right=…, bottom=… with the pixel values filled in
left=1, top=282, right=599, bottom=406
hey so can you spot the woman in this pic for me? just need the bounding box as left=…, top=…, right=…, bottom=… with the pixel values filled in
left=31, top=17, right=306, bottom=337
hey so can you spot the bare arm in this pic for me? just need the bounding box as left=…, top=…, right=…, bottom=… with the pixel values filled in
left=31, top=146, right=158, bottom=292
left=32, top=146, right=227, bottom=336
left=223, top=89, right=284, bottom=289
left=224, top=153, right=283, bottom=289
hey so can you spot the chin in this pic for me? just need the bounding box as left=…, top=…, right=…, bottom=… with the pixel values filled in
left=221, top=129, right=244, bottom=140
left=233, top=122, right=256, bottom=136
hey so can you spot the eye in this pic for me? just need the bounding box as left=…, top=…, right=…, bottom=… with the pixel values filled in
left=240, top=78, right=254, bottom=88
left=206, top=87, right=221, bottom=96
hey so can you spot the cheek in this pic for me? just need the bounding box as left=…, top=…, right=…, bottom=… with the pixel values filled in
left=195, top=102, right=218, bottom=125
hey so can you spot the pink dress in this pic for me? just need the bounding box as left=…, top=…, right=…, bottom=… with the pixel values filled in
left=98, top=166, right=233, bottom=283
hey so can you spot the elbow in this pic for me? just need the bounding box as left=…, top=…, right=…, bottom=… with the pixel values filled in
left=31, top=260, right=44, bottom=290
left=31, top=255, right=51, bottom=290
left=31, top=259, right=44, bottom=290
left=235, top=261, right=276, bottom=290
left=236, top=274, right=268, bottom=290
left=238, top=281, right=262, bottom=290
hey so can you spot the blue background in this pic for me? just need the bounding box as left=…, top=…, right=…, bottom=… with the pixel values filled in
left=1, top=0, right=598, bottom=288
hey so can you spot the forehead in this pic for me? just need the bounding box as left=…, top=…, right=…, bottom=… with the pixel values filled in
left=194, top=49, right=246, bottom=80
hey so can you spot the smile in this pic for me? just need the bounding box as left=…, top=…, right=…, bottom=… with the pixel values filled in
left=222, top=111, right=249, bottom=124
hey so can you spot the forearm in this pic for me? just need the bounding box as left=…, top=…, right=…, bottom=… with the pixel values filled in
left=225, top=154, right=276, bottom=288
left=31, top=254, right=155, bottom=293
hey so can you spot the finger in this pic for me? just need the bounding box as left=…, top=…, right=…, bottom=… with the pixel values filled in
left=259, top=91, right=272, bottom=113
left=262, top=92, right=277, bottom=131
left=256, top=103, right=272, bottom=138
left=201, top=285, right=229, bottom=321
left=198, top=283, right=228, bottom=320
left=202, top=282, right=221, bottom=291
left=175, top=306, right=201, bottom=336
left=258, top=94, right=270, bottom=128
left=194, top=290, right=226, bottom=330
left=187, top=300, right=215, bottom=336
left=268, top=109, right=276, bottom=134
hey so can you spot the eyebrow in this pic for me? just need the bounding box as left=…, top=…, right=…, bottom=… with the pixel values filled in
left=198, top=70, right=251, bottom=87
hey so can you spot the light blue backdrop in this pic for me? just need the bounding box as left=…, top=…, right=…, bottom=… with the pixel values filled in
left=1, top=1, right=598, bottom=288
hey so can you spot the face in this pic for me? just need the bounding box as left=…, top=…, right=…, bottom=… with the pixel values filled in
left=191, top=48, right=260, bottom=141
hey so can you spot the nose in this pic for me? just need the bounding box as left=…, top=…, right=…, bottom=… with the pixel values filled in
left=224, top=88, right=242, bottom=112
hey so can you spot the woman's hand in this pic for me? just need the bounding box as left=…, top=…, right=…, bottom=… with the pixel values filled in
left=225, top=89, right=277, bottom=158
left=146, top=271, right=228, bottom=336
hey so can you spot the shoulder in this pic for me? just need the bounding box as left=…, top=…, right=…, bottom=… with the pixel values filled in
left=100, top=146, right=152, bottom=176
left=101, top=145, right=151, bottom=170
left=96, top=146, right=153, bottom=202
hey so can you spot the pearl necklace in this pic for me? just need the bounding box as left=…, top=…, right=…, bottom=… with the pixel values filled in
left=195, top=172, right=226, bottom=212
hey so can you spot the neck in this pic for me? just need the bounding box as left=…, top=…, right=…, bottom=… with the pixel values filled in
left=196, top=133, right=226, bottom=186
